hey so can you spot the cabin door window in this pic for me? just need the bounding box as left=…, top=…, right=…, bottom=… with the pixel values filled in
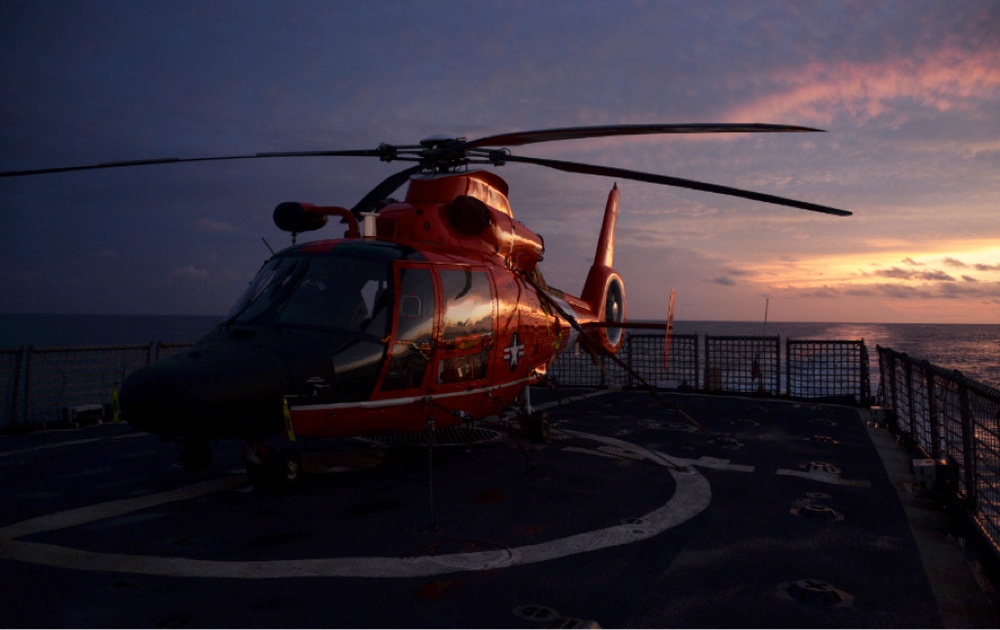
left=436, top=268, right=494, bottom=385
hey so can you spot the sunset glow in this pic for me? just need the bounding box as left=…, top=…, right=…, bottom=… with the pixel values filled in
left=1, top=1, right=997, bottom=323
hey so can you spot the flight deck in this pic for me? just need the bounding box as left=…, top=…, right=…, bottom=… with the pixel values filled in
left=1, top=389, right=995, bottom=627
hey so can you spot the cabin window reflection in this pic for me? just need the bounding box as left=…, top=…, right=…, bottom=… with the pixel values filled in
left=440, top=269, right=493, bottom=338
left=382, top=267, right=436, bottom=391
left=437, top=269, right=493, bottom=384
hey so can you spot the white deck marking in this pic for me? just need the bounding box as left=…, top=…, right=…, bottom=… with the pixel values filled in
left=0, top=431, right=710, bottom=579
left=0, top=476, right=249, bottom=540
left=776, top=468, right=871, bottom=487
left=0, top=430, right=147, bottom=458
left=0, top=438, right=104, bottom=457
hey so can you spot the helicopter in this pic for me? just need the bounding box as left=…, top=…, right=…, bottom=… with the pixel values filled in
left=1, top=124, right=851, bottom=481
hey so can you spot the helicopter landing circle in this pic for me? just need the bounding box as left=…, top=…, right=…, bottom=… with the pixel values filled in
left=0, top=430, right=710, bottom=579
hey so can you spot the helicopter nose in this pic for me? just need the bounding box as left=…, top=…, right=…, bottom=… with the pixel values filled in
left=120, top=343, right=288, bottom=440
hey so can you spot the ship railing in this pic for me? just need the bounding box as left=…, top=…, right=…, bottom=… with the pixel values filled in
left=876, top=345, right=1000, bottom=570
left=0, top=342, right=194, bottom=429
left=2, top=333, right=873, bottom=430
left=549, top=332, right=872, bottom=405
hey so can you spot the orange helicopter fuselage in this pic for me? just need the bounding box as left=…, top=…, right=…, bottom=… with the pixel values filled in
left=121, top=170, right=624, bottom=445
left=286, top=170, right=623, bottom=438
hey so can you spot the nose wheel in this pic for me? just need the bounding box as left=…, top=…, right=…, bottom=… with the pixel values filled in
left=244, top=442, right=303, bottom=487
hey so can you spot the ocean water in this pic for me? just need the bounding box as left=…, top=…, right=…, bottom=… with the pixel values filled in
left=0, top=314, right=222, bottom=348
left=1, top=314, right=997, bottom=388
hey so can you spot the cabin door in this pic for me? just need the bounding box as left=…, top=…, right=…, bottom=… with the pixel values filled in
left=434, top=267, right=495, bottom=389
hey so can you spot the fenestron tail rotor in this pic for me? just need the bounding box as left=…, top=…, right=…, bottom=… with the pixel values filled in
left=0, top=123, right=852, bottom=217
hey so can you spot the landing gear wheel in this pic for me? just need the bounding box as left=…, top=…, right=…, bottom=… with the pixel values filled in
left=277, top=449, right=303, bottom=486
left=179, top=440, right=211, bottom=473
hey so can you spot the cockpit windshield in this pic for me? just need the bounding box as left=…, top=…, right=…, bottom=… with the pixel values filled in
left=226, top=256, right=304, bottom=324
left=226, top=251, right=392, bottom=336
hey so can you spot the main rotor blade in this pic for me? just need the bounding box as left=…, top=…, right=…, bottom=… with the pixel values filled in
left=0, top=149, right=389, bottom=178
left=503, top=154, right=851, bottom=216
left=467, top=123, right=824, bottom=149
left=254, top=148, right=390, bottom=159
left=350, top=164, right=424, bottom=218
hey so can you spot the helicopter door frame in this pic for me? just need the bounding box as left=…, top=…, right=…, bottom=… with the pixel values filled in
left=376, top=262, right=439, bottom=395
left=433, top=265, right=497, bottom=391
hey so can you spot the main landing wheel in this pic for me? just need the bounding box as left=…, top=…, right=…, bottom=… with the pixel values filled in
left=277, top=448, right=303, bottom=485
left=244, top=443, right=303, bottom=488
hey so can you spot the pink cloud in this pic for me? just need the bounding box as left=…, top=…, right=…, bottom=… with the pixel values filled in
left=727, top=44, right=1000, bottom=125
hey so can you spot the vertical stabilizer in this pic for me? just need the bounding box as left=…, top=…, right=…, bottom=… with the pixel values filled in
left=593, top=183, right=619, bottom=269
left=580, top=184, right=626, bottom=352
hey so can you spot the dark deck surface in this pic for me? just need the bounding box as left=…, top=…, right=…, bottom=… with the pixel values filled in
left=1, top=389, right=995, bottom=628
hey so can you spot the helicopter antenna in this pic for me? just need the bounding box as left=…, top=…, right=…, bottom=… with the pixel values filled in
left=261, top=237, right=275, bottom=256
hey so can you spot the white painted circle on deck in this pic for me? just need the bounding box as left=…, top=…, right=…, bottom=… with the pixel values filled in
left=0, top=431, right=710, bottom=578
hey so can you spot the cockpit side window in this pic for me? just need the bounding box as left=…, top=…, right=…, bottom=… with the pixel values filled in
left=381, top=266, right=436, bottom=391
left=393, top=267, right=435, bottom=342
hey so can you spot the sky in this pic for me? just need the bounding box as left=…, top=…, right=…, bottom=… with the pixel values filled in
left=1, top=0, right=997, bottom=323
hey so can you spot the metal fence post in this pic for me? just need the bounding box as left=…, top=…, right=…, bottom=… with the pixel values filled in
left=904, top=355, right=917, bottom=443
left=7, top=346, right=25, bottom=428
left=784, top=338, right=790, bottom=398
left=958, top=378, right=978, bottom=509
left=702, top=335, right=710, bottom=392
left=860, top=341, right=870, bottom=406
left=694, top=336, right=701, bottom=390
left=925, top=366, right=941, bottom=459
left=888, top=350, right=899, bottom=429
left=770, top=336, right=780, bottom=396
left=625, top=334, right=634, bottom=389
left=22, top=346, right=35, bottom=429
